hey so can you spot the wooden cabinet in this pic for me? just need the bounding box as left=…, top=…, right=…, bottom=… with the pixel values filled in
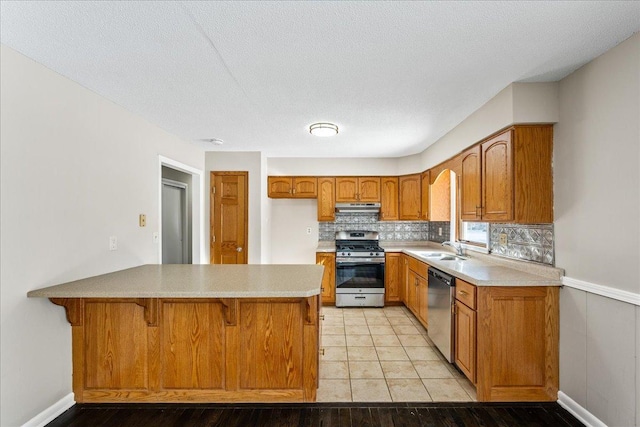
left=268, top=176, right=317, bottom=198
left=459, top=145, right=482, bottom=221
left=380, top=177, right=399, bottom=221
left=398, top=174, right=422, bottom=220
left=454, top=279, right=477, bottom=383
left=459, top=125, right=553, bottom=223
left=384, top=253, right=401, bottom=302
left=405, top=256, right=428, bottom=328
left=317, top=177, right=335, bottom=221
left=421, top=170, right=430, bottom=220
left=335, top=177, right=381, bottom=202
left=316, top=252, right=335, bottom=304
left=53, top=296, right=320, bottom=403
left=451, top=279, right=559, bottom=402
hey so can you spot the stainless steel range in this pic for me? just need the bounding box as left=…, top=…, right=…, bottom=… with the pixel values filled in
left=335, top=230, right=385, bottom=307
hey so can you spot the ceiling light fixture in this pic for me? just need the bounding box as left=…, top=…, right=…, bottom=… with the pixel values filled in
left=309, top=122, right=338, bottom=137
left=200, top=138, right=224, bottom=145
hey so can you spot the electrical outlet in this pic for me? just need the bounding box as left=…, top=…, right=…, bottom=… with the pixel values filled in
left=109, top=236, right=118, bottom=251
left=438, top=227, right=443, bottom=236
left=499, top=233, right=508, bottom=245
left=139, top=214, right=146, bottom=227
left=306, top=227, right=312, bottom=235
left=153, top=232, right=159, bottom=244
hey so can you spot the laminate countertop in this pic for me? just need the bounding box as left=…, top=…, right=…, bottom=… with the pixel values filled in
left=316, top=241, right=563, bottom=287
left=27, top=264, right=324, bottom=298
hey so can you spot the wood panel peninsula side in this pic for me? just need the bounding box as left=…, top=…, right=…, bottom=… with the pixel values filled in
left=28, top=264, right=324, bottom=403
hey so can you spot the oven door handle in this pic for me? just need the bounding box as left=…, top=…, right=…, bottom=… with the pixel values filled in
left=336, top=260, right=385, bottom=266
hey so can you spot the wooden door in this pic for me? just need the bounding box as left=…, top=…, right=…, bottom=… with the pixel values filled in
left=482, top=130, right=513, bottom=221
left=211, top=172, right=248, bottom=264
left=358, top=177, right=381, bottom=202
left=335, top=177, right=358, bottom=202
left=460, top=145, right=482, bottom=221
left=267, top=176, right=293, bottom=198
left=454, top=300, right=476, bottom=383
left=421, top=170, right=430, bottom=220
left=316, top=253, right=335, bottom=304
left=417, top=275, right=428, bottom=326
left=380, top=177, right=399, bottom=221
left=384, top=253, right=401, bottom=302
left=317, top=177, right=335, bottom=221
left=293, top=177, right=317, bottom=198
left=399, top=174, right=421, bottom=220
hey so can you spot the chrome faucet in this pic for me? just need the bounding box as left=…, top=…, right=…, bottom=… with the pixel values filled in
left=442, top=241, right=464, bottom=256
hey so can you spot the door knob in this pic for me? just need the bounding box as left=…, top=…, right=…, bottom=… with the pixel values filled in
left=237, top=247, right=243, bottom=252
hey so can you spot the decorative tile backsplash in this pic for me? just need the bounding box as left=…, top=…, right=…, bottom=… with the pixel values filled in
left=489, top=223, right=554, bottom=265
left=428, top=221, right=451, bottom=244
left=319, top=213, right=429, bottom=241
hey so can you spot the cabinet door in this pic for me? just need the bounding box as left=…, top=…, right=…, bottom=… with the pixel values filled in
left=268, top=176, right=293, bottom=198
left=421, top=170, right=430, bottom=221
left=359, top=177, right=381, bottom=202
left=384, top=253, right=401, bottom=302
left=317, top=177, right=335, bottom=221
left=399, top=174, right=421, bottom=220
left=454, top=300, right=476, bottom=383
left=380, top=177, right=399, bottom=221
left=335, top=177, right=358, bottom=202
left=482, top=130, right=513, bottom=221
left=401, top=255, right=409, bottom=304
left=293, top=177, right=317, bottom=198
left=316, top=253, right=335, bottom=304
left=406, top=270, right=419, bottom=317
left=460, top=146, right=482, bottom=221
left=417, top=275, right=428, bottom=326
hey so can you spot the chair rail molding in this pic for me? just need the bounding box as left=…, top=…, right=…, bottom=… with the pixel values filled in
left=561, top=276, right=640, bottom=307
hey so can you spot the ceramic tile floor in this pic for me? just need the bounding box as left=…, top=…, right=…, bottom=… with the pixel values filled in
left=318, top=305, right=478, bottom=402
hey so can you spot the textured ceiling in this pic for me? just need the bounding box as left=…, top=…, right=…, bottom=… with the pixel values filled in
left=1, top=1, right=639, bottom=157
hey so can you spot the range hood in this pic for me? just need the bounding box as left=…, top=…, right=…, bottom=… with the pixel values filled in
left=335, top=202, right=381, bottom=213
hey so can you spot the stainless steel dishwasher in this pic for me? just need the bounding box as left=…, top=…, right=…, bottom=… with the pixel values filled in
left=427, top=267, right=456, bottom=363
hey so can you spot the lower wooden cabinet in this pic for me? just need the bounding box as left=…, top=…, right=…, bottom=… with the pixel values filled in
left=55, top=297, right=320, bottom=403
left=452, top=279, right=559, bottom=402
left=405, top=257, right=428, bottom=328
left=316, top=252, right=335, bottom=304
left=384, top=253, right=401, bottom=302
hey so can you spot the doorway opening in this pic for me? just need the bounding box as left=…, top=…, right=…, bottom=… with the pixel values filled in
left=159, top=159, right=202, bottom=264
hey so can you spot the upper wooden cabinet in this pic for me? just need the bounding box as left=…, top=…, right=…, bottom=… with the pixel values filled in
left=430, top=169, right=451, bottom=221
left=380, top=177, right=399, bottom=221
left=459, top=145, right=482, bottom=221
left=421, top=170, right=430, bottom=221
left=317, top=177, right=335, bottom=221
left=268, top=176, right=317, bottom=198
left=399, top=174, right=422, bottom=220
left=459, top=125, right=553, bottom=223
left=335, top=177, right=381, bottom=202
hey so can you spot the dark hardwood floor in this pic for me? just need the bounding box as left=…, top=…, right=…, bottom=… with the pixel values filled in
left=46, top=402, right=584, bottom=427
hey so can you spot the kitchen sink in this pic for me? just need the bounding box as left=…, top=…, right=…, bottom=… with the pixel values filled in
left=411, top=251, right=467, bottom=261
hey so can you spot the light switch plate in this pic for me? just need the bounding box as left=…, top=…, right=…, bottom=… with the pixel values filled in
left=499, top=233, right=508, bottom=245
left=109, top=236, right=118, bottom=251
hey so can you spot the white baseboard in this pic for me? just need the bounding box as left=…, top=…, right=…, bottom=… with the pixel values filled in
left=558, top=391, right=607, bottom=427
left=22, top=393, right=75, bottom=427
left=562, top=276, right=640, bottom=307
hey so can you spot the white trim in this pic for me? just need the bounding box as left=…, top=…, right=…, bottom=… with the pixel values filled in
left=22, top=393, right=74, bottom=427
left=158, top=155, right=205, bottom=264
left=557, top=391, right=607, bottom=427
left=562, top=276, right=640, bottom=307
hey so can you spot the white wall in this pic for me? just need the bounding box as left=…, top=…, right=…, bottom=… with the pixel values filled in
left=270, top=199, right=319, bottom=264
left=267, top=157, right=400, bottom=176
left=0, top=46, right=205, bottom=426
left=554, top=33, right=639, bottom=427
left=205, top=151, right=264, bottom=264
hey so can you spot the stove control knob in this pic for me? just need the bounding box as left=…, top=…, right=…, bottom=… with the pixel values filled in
left=370, top=252, right=373, bottom=256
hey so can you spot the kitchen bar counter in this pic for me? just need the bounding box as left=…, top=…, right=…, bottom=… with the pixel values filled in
left=28, top=264, right=323, bottom=298
left=29, top=264, right=323, bottom=404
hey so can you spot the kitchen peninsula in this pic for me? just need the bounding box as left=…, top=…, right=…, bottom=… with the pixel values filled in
left=28, top=264, right=324, bottom=403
